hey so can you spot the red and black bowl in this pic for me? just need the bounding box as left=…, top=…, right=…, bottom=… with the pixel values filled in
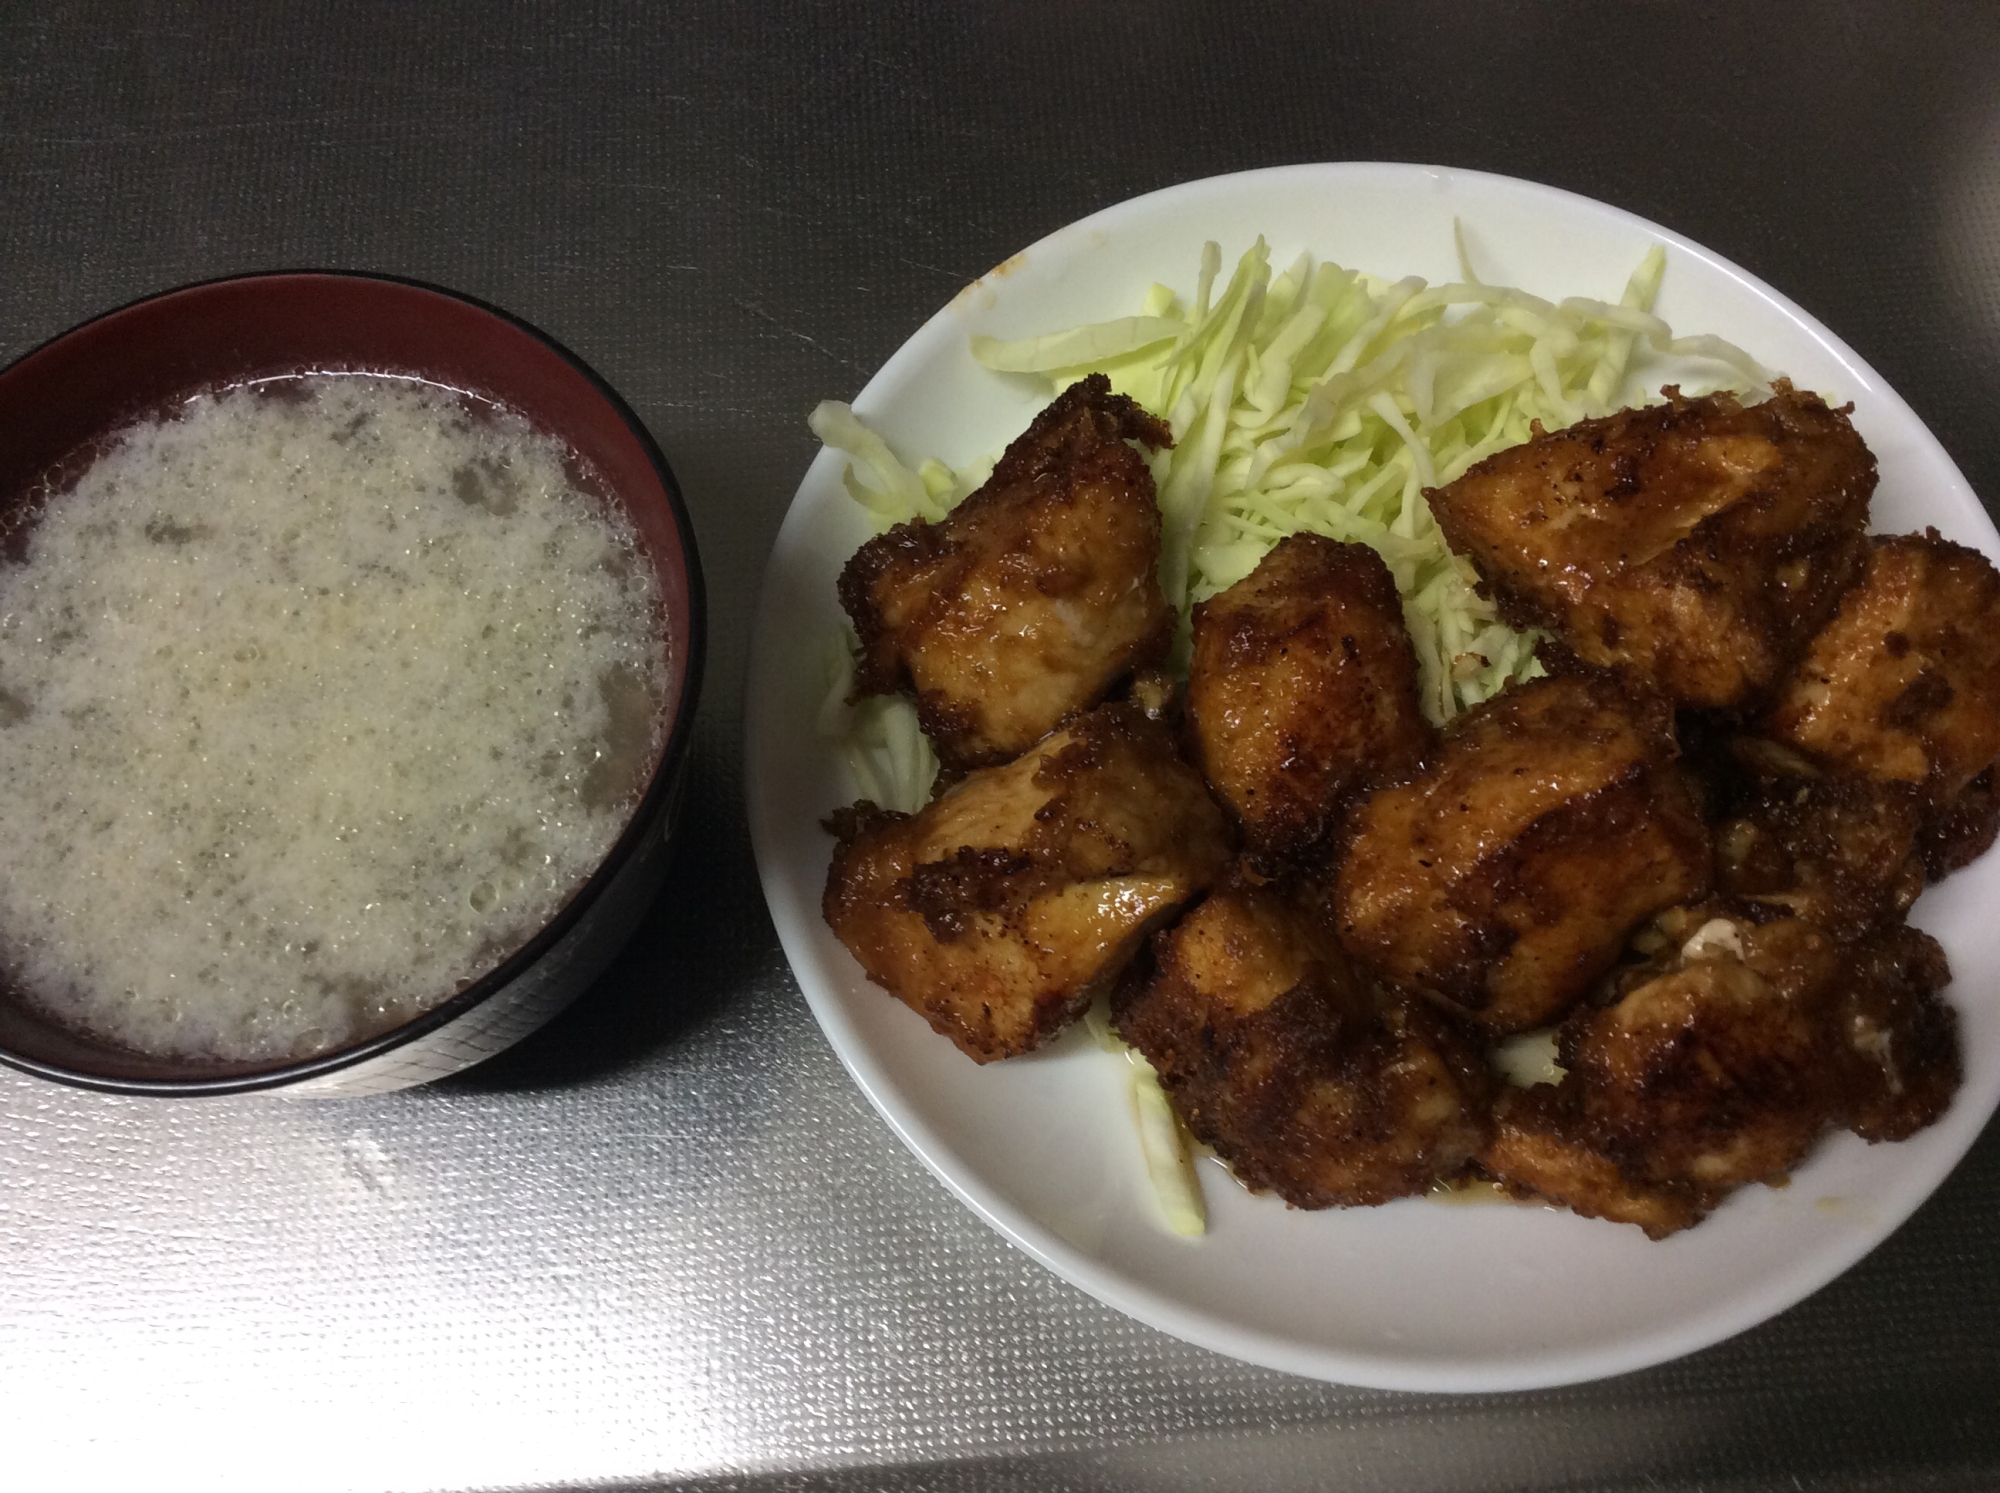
left=0, top=272, right=704, bottom=1095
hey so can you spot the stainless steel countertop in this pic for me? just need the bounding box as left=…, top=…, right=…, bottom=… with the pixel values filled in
left=3, top=4, right=1998, bottom=1489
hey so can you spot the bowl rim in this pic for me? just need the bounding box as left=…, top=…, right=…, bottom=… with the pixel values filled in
left=0, top=268, right=707, bottom=1095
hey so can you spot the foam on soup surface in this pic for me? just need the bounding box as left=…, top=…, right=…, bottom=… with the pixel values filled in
left=0, top=374, right=667, bottom=1064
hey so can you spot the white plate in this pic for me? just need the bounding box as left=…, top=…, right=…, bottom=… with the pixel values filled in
left=744, top=163, right=2000, bottom=1391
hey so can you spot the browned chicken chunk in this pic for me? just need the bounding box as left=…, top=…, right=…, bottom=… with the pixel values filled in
left=1485, top=902, right=1958, bottom=1237
left=1429, top=383, right=1874, bottom=709
left=822, top=703, right=1229, bottom=1062
left=1114, top=882, right=1491, bottom=1208
left=1568, top=909, right=1856, bottom=1198
left=1577, top=904, right=1956, bottom=1179
left=1332, top=672, right=1711, bottom=1035
left=1480, top=1085, right=1704, bottom=1239
left=1761, top=531, right=2000, bottom=804
left=1186, top=534, right=1434, bottom=867
left=838, top=375, right=1175, bottom=768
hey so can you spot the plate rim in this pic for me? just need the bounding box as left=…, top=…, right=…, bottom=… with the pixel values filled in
left=746, top=160, right=2000, bottom=1391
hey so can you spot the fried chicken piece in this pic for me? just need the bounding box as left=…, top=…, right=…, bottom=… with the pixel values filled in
left=1486, top=901, right=1958, bottom=1236
left=1332, top=672, right=1711, bottom=1035
left=822, top=703, right=1228, bottom=1062
left=1429, top=383, right=1874, bottom=709
left=1712, top=775, right=1926, bottom=934
left=1185, top=534, right=1433, bottom=868
left=1568, top=909, right=1851, bottom=1195
left=1761, top=531, right=2000, bottom=804
left=838, top=375, right=1175, bottom=769
left=1480, top=1085, right=1705, bottom=1239
left=1567, top=904, right=1957, bottom=1195
left=1114, top=882, right=1491, bottom=1208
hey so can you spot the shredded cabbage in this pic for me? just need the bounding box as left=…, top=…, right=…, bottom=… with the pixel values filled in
left=816, top=631, right=938, bottom=813
left=1086, top=997, right=1205, bottom=1235
left=1130, top=1062, right=1206, bottom=1237
left=812, top=233, right=1768, bottom=1232
left=808, top=401, right=989, bottom=535
left=971, top=235, right=1767, bottom=720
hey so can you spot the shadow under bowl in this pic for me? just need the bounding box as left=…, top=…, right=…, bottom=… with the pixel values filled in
left=0, top=272, right=704, bottom=1096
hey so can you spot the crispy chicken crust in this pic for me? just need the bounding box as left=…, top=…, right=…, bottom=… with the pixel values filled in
left=822, top=703, right=1229, bottom=1062
left=1921, top=767, right=2000, bottom=879
left=1186, top=534, right=1434, bottom=868
left=1761, top=530, right=2000, bottom=803
left=1838, top=920, right=1963, bottom=1143
left=1480, top=1085, right=1704, bottom=1239
left=1332, top=672, right=1711, bottom=1035
left=837, top=375, right=1175, bottom=769
left=1711, top=775, right=1927, bottom=934
left=1428, top=383, right=1874, bottom=709
left=1114, top=883, right=1492, bottom=1208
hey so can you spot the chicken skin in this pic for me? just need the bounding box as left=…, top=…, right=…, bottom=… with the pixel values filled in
left=1761, top=531, right=2000, bottom=804
left=838, top=374, right=1175, bottom=769
left=1429, top=383, right=1874, bottom=709
left=1333, top=672, right=1711, bottom=1035
left=823, top=703, right=1229, bottom=1062
left=1114, top=882, right=1492, bottom=1209
left=1186, top=534, right=1434, bottom=868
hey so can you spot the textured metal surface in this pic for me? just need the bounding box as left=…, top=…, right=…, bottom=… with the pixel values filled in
left=2, top=3, right=1998, bottom=1489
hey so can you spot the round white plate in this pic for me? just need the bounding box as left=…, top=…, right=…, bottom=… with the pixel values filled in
left=744, top=163, right=2000, bottom=1391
